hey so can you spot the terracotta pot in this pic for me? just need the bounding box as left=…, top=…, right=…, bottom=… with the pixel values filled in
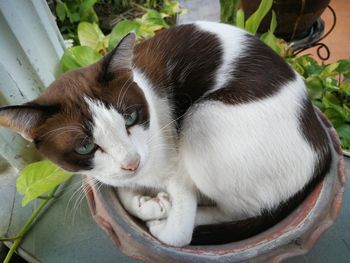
left=84, top=107, right=346, bottom=262
left=240, top=0, right=330, bottom=40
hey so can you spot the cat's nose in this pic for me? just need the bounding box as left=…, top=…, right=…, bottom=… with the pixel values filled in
left=121, top=154, right=140, bottom=172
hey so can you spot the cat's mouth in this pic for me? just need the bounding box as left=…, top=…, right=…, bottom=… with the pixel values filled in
left=115, top=164, right=143, bottom=180
left=118, top=171, right=138, bottom=178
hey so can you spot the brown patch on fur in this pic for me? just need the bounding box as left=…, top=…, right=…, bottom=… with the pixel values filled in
left=206, top=35, right=296, bottom=104
left=299, top=98, right=332, bottom=185
left=134, top=24, right=223, bottom=120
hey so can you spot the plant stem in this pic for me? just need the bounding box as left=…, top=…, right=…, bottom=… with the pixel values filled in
left=3, top=185, right=59, bottom=263
left=131, top=2, right=149, bottom=12
left=0, top=235, right=22, bottom=241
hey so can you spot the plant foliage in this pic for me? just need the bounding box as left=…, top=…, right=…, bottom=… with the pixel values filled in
left=55, top=0, right=99, bottom=42
left=231, top=0, right=288, bottom=56
left=288, top=56, right=350, bottom=151
left=60, top=1, right=185, bottom=72
left=16, top=161, right=73, bottom=206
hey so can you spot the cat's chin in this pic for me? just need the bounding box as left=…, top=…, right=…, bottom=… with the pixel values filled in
left=92, top=171, right=140, bottom=187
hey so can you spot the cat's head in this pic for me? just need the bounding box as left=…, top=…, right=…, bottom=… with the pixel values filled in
left=0, top=33, right=151, bottom=186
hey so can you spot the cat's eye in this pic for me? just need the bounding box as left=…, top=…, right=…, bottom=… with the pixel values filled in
left=75, top=142, right=96, bottom=155
left=124, top=111, right=138, bottom=127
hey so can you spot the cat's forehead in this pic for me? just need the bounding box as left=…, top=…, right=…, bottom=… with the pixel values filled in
left=38, top=66, right=136, bottom=107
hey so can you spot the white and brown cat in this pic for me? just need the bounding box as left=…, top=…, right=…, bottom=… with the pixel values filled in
left=0, top=22, right=332, bottom=246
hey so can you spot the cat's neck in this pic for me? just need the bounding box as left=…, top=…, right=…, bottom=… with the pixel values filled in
left=130, top=69, right=177, bottom=189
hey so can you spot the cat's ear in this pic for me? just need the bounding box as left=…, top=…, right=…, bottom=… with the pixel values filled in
left=100, top=32, right=136, bottom=81
left=0, top=104, right=57, bottom=141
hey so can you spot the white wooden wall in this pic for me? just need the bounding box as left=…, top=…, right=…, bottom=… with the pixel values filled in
left=0, top=0, right=65, bottom=170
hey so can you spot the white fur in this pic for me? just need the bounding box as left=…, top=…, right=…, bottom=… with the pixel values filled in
left=180, top=76, right=317, bottom=218
left=79, top=22, right=325, bottom=247
left=195, top=21, right=248, bottom=94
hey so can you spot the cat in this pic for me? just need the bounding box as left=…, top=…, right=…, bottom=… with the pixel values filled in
left=0, top=21, right=332, bottom=247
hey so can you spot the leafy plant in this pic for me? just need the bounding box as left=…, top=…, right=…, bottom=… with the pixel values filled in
left=220, top=0, right=240, bottom=25
left=288, top=56, right=350, bottom=151
left=55, top=0, right=99, bottom=42
left=17, top=161, right=73, bottom=206
left=224, top=0, right=290, bottom=57
left=60, top=1, right=185, bottom=72
left=0, top=161, right=73, bottom=262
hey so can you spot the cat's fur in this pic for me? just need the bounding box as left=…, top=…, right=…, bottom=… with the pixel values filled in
left=0, top=22, right=332, bottom=246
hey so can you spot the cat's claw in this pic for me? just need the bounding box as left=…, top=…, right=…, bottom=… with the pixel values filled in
left=133, top=192, right=171, bottom=221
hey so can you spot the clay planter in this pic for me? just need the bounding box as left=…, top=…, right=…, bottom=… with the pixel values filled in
left=84, top=108, right=346, bottom=262
left=241, top=0, right=330, bottom=40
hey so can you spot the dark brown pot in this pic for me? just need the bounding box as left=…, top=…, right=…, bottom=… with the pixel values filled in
left=241, top=0, right=330, bottom=40
left=84, top=107, right=346, bottom=262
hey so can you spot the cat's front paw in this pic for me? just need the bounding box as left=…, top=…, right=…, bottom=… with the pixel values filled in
left=147, top=219, right=192, bottom=247
left=133, top=192, right=171, bottom=221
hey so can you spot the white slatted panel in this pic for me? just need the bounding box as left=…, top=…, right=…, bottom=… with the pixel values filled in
left=0, top=0, right=65, bottom=170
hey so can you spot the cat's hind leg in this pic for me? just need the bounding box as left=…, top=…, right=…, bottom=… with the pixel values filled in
left=117, top=188, right=171, bottom=221
left=195, top=206, right=233, bottom=226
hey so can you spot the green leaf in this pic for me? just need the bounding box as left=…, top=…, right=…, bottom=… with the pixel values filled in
left=324, top=108, right=345, bottom=128
left=69, top=12, right=81, bottom=23
left=337, top=59, right=350, bottom=73
left=78, top=22, right=104, bottom=49
left=306, top=75, right=323, bottom=100
left=16, top=161, right=73, bottom=206
left=322, top=77, right=339, bottom=92
left=340, top=81, right=350, bottom=96
left=55, top=0, right=66, bottom=22
left=322, top=92, right=347, bottom=120
left=109, top=20, right=140, bottom=50
left=260, top=31, right=279, bottom=53
left=295, top=55, right=318, bottom=67
left=336, top=124, right=350, bottom=143
left=245, top=0, right=273, bottom=34
left=322, top=92, right=341, bottom=108
left=160, top=0, right=181, bottom=16
left=141, top=10, right=169, bottom=30
left=259, top=11, right=279, bottom=53
left=79, top=0, right=97, bottom=13
left=60, top=46, right=102, bottom=72
left=305, top=64, right=323, bottom=76
left=320, top=62, right=339, bottom=78
left=343, top=103, right=350, bottom=121
left=292, top=62, right=305, bottom=76
left=312, top=100, right=324, bottom=111
left=269, top=10, right=277, bottom=32
left=236, top=9, right=245, bottom=29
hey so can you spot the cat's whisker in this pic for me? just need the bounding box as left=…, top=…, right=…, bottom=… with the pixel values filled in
left=123, top=104, right=143, bottom=111
left=64, top=178, right=93, bottom=220
left=146, top=113, right=186, bottom=144
left=65, top=183, right=86, bottom=224
left=70, top=182, right=95, bottom=225
left=118, top=80, right=134, bottom=108
left=117, top=76, right=133, bottom=108
left=39, top=126, right=83, bottom=138
left=147, top=119, right=182, bottom=143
